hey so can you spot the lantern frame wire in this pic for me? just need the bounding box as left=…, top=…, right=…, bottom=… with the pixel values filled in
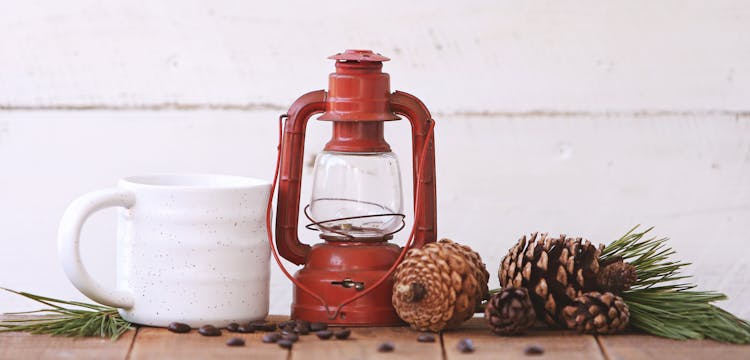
left=302, top=202, right=406, bottom=241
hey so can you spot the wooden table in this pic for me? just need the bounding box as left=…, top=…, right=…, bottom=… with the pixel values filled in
left=1, top=316, right=748, bottom=359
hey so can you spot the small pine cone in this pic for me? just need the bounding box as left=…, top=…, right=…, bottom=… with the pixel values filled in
left=596, top=258, right=637, bottom=294
left=484, top=287, right=536, bottom=335
left=562, top=292, right=630, bottom=334
left=393, top=239, right=490, bottom=332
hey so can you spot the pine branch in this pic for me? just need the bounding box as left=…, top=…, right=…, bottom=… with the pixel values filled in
left=601, top=227, right=750, bottom=344
left=0, top=288, right=133, bottom=340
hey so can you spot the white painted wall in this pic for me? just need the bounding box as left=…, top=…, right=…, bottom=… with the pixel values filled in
left=1, top=0, right=749, bottom=318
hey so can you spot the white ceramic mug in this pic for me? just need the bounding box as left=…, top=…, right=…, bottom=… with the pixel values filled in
left=57, top=174, right=272, bottom=327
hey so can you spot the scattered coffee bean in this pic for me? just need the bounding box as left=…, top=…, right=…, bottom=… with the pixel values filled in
left=277, top=339, right=294, bottom=349
left=315, top=330, right=333, bottom=340
left=457, top=338, right=475, bottom=353
left=225, top=322, right=240, bottom=332
left=417, top=333, right=436, bottom=343
left=310, top=322, right=328, bottom=331
left=236, top=323, right=255, bottom=333
left=226, top=337, right=245, bottom=347
left=294, top=322, right=311, bottom=335
left=283, top=333, right=299, bottom=343
left=262, top=332, right=282, bottom=343
left=334, top=328, right=351, bottom=340
left=252, top=321, right=277, bottom=332
left=524, top=345, right=544, bottom=355
left=377, top=342, right=395, bottom=352
left=198, top=325, right=221, bottom=337
left=167, top=322, right=191, bottom=334
left=296, top=320, right=310, bottom=328
left=278, top=320, right=296, bottom=328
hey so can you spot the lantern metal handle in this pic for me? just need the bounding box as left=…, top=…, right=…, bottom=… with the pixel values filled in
left=390, top=91, right=438, bottom=249
left=275, top=90, right=327, bottom=265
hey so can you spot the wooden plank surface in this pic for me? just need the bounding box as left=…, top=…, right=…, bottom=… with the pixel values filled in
left=128, top=315, right=288, bottom=360
left=128, top=327, right=287, bottom=360
left=290, top=325, right=443, bottom=360
left=442, top=318, right=604, bottom=360
left=3, top=315, right=750, bottom=359
left=2, top=1, right=749, bottom=111
left=0, top=330, right=135, bottom=360
left=598, top=334, right=750, bottom=360
left=3, top=111, right=750, bottom=321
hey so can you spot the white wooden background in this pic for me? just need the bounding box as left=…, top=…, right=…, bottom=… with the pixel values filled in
left=1, top=0, right=749, bottom=318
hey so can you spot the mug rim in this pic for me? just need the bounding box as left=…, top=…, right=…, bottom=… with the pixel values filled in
left=120, top=173, right=271, bottom=190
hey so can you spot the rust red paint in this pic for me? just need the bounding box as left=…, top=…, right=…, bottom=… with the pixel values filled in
left=274, top=50, right=437, bottom=325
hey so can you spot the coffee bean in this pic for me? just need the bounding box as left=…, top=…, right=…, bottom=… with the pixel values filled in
left=237, top=323, right=255, bottom=333
left=524, top=345, right=544, bottom=355
left=296, top=320, right=310, bottom=328
left=226, top=322, right=240, bottom=332
left=315, top=330, right=333, bottom=340
left=334, top=328, right=351, bottom=340
left=294, top=322, right=310, bottom=335
left=226, top=337, right=245, bottom=347
left=377, top=342, right=395, bottom=352
left=457, top=338, right=475, bottom=353
left=283, top=333, right=299, bottom=343
left=310, top=322, right=328, bottom=331
left=198, top=325, right=221, bottom=337
left=167, top=322, right=191, bottom=334
left=277, top=339, right=294, bottom=349
left=262, top=332, right=282, bottom=343
left=278, top=320, right=296, bottom=328
left=417, top=333, right=436, bottom=343
left=252, top=321, right=277, bottom=332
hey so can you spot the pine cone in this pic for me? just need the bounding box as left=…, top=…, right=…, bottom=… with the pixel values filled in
left=597, top=257, right=637, bottom=293
left=562, top=291, right=630, bottom=334
left=485, top=287, right=536, bottom=335
left=393, top=239, right=489, bottom=332
left=499, top=233, right=603, bottom=326
left=436, top=238, right=491, bottom=309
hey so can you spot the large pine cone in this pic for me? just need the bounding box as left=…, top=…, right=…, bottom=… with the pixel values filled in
left=562, top=291, right=630, bottom=334
left=393, top=239, right=489, bottom=331
left=485, top=287, right=536, bottom=335
left=499, top=233, right=635, bottom=326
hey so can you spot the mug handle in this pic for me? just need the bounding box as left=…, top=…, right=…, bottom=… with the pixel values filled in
left=57, top=188, right=135, bottom=309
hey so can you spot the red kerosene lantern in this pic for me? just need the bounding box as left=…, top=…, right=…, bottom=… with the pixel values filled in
left=269, top=49, right=437, bottom=325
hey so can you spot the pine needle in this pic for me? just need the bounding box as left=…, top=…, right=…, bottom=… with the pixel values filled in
left=0, top=288, right=133, bottom=340
left=601, top=226, right=750, bottom=343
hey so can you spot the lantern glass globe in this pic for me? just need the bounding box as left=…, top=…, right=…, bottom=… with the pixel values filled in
left=309, top=151, right=404, bottom=240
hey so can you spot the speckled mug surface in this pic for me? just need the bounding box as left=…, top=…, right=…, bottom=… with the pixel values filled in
left=58, top=174, right=272, bottom=328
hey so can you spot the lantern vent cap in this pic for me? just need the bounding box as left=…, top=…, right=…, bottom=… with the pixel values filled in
left=329, top=49, right=390, bottom=62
